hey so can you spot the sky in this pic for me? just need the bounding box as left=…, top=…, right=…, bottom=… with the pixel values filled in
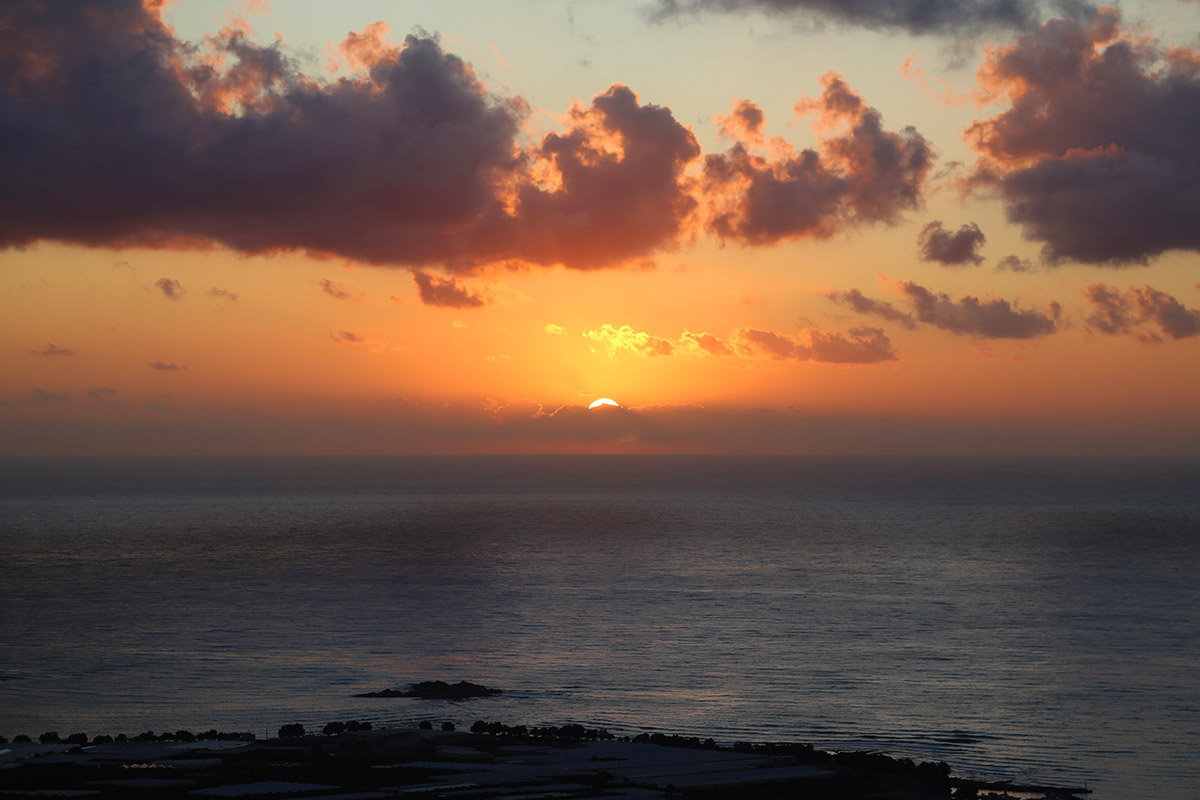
left=3, top=0, right=1200, bottom=456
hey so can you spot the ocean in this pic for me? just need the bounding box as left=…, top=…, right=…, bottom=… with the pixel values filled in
left=1, top=455, right=1197, bottom=799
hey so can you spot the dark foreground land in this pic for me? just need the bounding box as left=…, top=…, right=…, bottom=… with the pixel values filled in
left=0, top=723, right=1091, bottom=800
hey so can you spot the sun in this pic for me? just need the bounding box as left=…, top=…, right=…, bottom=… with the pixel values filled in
left=588, top=398, right=620, bottom=409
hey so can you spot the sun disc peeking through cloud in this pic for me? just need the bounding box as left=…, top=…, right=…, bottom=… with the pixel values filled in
left=588, top=398, right=620, bottom=409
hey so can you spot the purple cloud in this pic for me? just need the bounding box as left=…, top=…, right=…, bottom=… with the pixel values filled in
left=917, top=221, right=986, bottom=267
left=30, top=343, right=76, bottom=357
left=155, top=278, right=185, bottom=300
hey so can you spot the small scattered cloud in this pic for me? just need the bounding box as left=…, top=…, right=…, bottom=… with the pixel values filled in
left=584, top=323, right=894, bottom=363
left=209, top=287, right=239, bottom=302
left=917, top=220, right=986, bottom=267
left=732, top=326, right=897, bottom=363
left=996, top=255, right=1036, bottom=273
left=412, top=271, right=490, bottom=308
left=731, top=328, right=798, bottom=360
left=714, top=98, right=766, bottom=145
left=155, top=278, right=185, bottom=300
left=899, top=53, right=971, bottom=106
left=149, top=361, right=182, bottom=371
left=317, top=278, right=357, bottom=301
left=1083, top=283, right=1200, bottom=343
left=897, top=280, right=1060, bottom=339
left=681, top=330, right=735, bottom=356
left=544, top=323, right=568, bottom=335
left=489, top=43, right=510, bottom=69
left=450, top=319, right=468, bottom=329
left=25, top=388, right=71, bottom=404
left=585, top=324, right=675, bottom=357
left=30, top=343, right=75, bottom=357
left=832, top=281, right=1060, bottom=339
left=825, top=288, right=916, bottom=329
left=86, top=387, right=118, bottom=400
left=330, top=329, right=388, bottom=353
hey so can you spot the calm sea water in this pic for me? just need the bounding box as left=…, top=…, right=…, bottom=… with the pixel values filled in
left=1, top=456, right=1198, bottom=799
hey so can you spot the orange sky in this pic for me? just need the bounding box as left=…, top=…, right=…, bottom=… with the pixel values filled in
left=3, top=0, right=1199, bottom=455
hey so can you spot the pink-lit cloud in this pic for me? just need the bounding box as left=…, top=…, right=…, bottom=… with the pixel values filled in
left=714, top=99, right=767, bottom=145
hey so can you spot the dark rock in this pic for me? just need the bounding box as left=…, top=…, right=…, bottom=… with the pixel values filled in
left=355, top=681, right=502, bottom=700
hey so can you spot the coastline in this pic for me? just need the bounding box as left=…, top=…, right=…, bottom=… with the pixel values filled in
left=0, top=722, right=1092, bottom=800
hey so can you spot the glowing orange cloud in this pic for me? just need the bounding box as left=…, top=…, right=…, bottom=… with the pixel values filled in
left=702, top=73, right=933, bottom=245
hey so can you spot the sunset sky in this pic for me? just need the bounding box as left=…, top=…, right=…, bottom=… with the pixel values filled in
left=4, top=0, right=1200, bottom=455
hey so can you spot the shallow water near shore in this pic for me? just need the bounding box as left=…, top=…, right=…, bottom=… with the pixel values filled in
left=2, top=455, right=1198, bottom=799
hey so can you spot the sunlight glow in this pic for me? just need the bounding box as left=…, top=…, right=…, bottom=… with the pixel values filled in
left=588, top=398, right=620, bottom=409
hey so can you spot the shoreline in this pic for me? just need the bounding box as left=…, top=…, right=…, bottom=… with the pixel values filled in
left=0, top=721, right=1092, bottom=800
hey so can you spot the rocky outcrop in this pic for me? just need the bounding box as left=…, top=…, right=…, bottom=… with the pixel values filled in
left=355, top=681, right=502, bottom=699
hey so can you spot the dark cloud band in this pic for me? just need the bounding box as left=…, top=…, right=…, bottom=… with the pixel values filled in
left=650, top=0, right=1095, bottom=35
